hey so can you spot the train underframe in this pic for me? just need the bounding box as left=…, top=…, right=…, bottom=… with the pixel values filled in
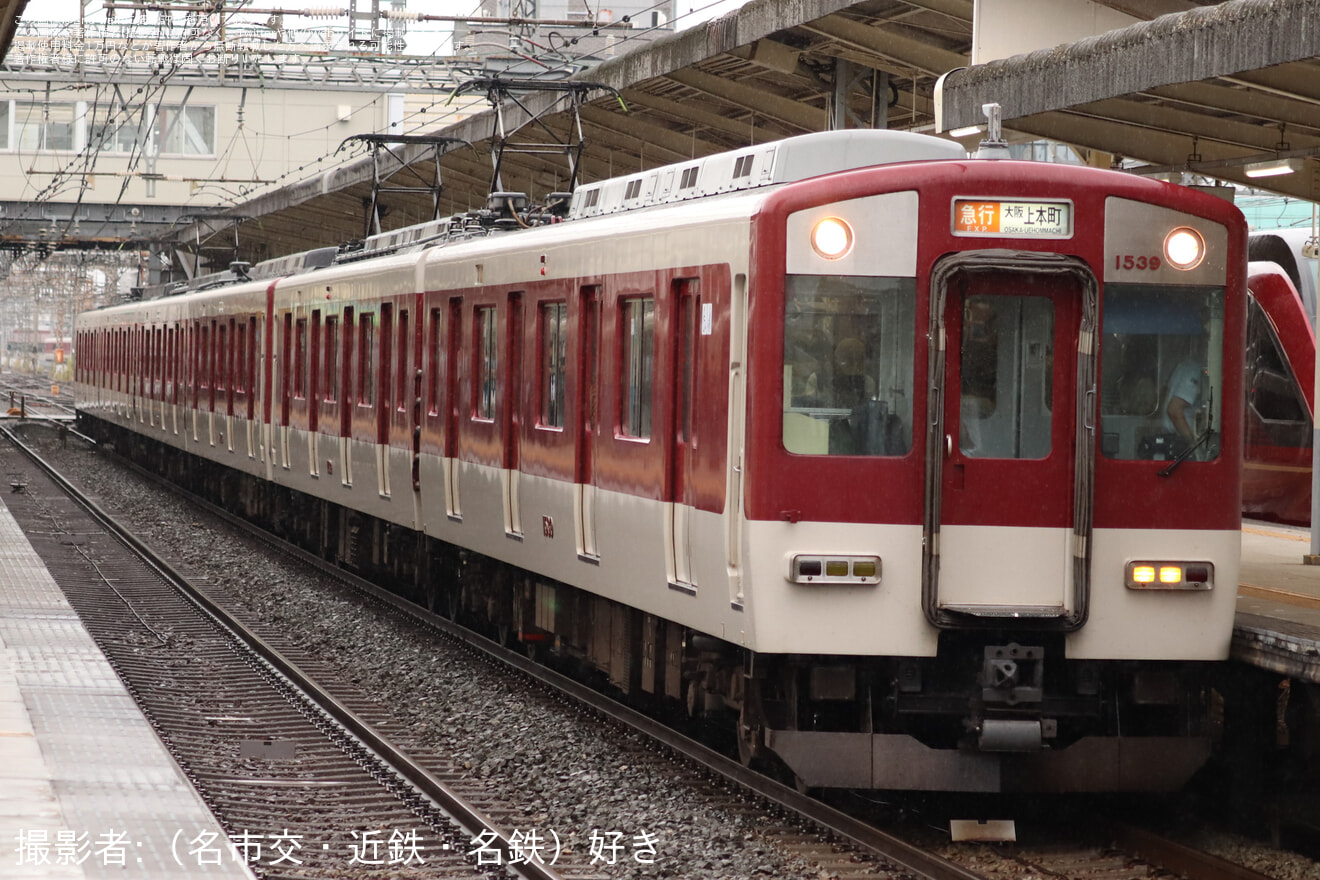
left=85, top=415, right=1227, bottom=793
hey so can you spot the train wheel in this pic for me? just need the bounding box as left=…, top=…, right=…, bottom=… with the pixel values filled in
left=736, top=712, right=762, bottom=768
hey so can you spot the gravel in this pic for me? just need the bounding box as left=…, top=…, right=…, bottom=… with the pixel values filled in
left=34, top=428, right=857, bottom=880
left=26, top=423, right=1320, bottom=880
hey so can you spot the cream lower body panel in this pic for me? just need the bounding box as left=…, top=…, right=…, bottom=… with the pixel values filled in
left=937, top=524, right=1073, bottom=611
left=1067, top=526, right=1239, bottom=660
left=740, top=519, right=936, bottom=657
left=417, top=462, right=750, bottom=648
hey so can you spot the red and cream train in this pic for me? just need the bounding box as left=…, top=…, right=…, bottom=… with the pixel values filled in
left=75, top=129, right=1247, bottom=793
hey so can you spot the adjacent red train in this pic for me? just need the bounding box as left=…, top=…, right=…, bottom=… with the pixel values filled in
left=75, top=129, right=1247, bottom=793
left=1242, top=229, right=1316, bottom=526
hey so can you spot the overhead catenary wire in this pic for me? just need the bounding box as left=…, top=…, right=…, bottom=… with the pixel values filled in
left=0, top=0, right=748, bottom=249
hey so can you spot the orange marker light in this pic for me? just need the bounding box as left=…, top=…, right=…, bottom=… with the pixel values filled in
left=1132, top=565, right=1157, bottom=584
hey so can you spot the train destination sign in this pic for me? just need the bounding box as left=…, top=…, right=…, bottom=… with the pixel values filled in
left=952, top=198, right=1073, bottom=238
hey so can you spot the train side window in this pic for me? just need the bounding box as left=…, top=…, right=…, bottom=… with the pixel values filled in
left=782, top=275, right=916, bottom=456
left=620, top=297, right=655, bottom=439
left=474, top=306, right=497, bottom=420
left=293, top=318, right=307, bottom=399
left=539, top=301, right=567, bottom=429
left=324, top=317, right=339, bottom=402
left=1099, top=284, right=1224, bottom=461
left=1246, top=297, right=1311, bottom=447
left=359, top=314, right=375, bottom=407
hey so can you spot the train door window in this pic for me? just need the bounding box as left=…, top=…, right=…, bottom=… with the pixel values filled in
left=200, top=325, right=210, bottom=392
left=1099, top=284, right=1224, bottom=460
left=474, top=306, right=497, bottom=421
left=236, top=321, right=247, bottom=394
left=217, top=322, right=228, bottom=392
left=293, top=318, right=307, bottom=399
left=621, top=297, right=655, bottom=439
left=677, top=285, right=699, bottom=443
left=209, top=321, right=220, bottom=403
left=397, top=308, right=409, bottom=414
left=428, top=307, right=442, bottom=415
left=308, top=311, right=321, bottom=405
left=341, top=308, right=355, bottom=426
left=781, top=275, right=916, bottom=456
left=154, top=328, right=163, bottom=393
left=280, top=314, right=291, bottom=420
left=359, top=313, right=375, bottom=407
left=324, top=316, right=339, bottom=402
left=165, top=327, right=174, bottom=399
left=248, top=318, right=259, bottom=418
left=190, top=325, right=200, bottom=405
left=958, top=295, right=1054, bottom=459
left=540, top=301, right=567, bottom=429
left=1246, top=296, right=1311, bottom=447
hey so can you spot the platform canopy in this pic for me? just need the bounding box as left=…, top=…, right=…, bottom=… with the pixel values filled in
left=5, top=0, right=1314, bottom=264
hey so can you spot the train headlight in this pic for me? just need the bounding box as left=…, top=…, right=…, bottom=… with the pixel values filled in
left=1125, top=561, right=1214, bottom=591
left=811, top=217, right=854, bottom=260
left=1163, top=227, right=1205, bottom=270
left=791, top=554, right=881, bottom=585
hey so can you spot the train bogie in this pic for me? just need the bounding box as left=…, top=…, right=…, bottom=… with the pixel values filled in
left=76, top=128, right=1248, bottom=793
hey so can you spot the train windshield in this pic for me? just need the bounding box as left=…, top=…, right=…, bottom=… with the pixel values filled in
left=782, top=274, right=916, bottom=456
left=1099, top=284, right=1225, bottom=462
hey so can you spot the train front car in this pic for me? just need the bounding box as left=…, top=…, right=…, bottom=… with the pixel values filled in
left=742, top=156, right=1246, bottom=792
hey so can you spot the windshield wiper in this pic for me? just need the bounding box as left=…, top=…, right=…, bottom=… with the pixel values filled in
left=1157, top=428, right=1215, bottom=477
left=1158, top=385, right=1215, bottom=478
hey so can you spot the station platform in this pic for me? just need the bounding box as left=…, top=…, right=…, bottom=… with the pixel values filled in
left=0, top=497, right=254, bottom=878
left=1235, top=520, right=1320, bottom=682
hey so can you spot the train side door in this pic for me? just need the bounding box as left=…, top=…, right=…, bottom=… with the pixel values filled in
left=666, top=280, right=699, bottom=589
left=444, top=298, right=463, bottom=519
left=502, top=293, right=523, bottom=537
left=575, top=285, right=601, bottom=560
left=377, top=302, right=393, bottom=497
left=929, top=262, right=1094, bottom=622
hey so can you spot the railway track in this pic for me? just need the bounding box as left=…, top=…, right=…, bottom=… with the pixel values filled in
left=8, top=420, right=1311, bottom=880
left=0, top=424, right=571, bottom=880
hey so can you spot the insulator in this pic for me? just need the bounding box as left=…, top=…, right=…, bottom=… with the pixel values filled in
left=382, top=10, right=420, bottom=21
left=303, top=7, right=340, bottom=18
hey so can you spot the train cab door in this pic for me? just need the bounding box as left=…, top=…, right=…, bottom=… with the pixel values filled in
left=666, top=281, right=699, bottom=590
left=927, top=256, right=1096, bottom=625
